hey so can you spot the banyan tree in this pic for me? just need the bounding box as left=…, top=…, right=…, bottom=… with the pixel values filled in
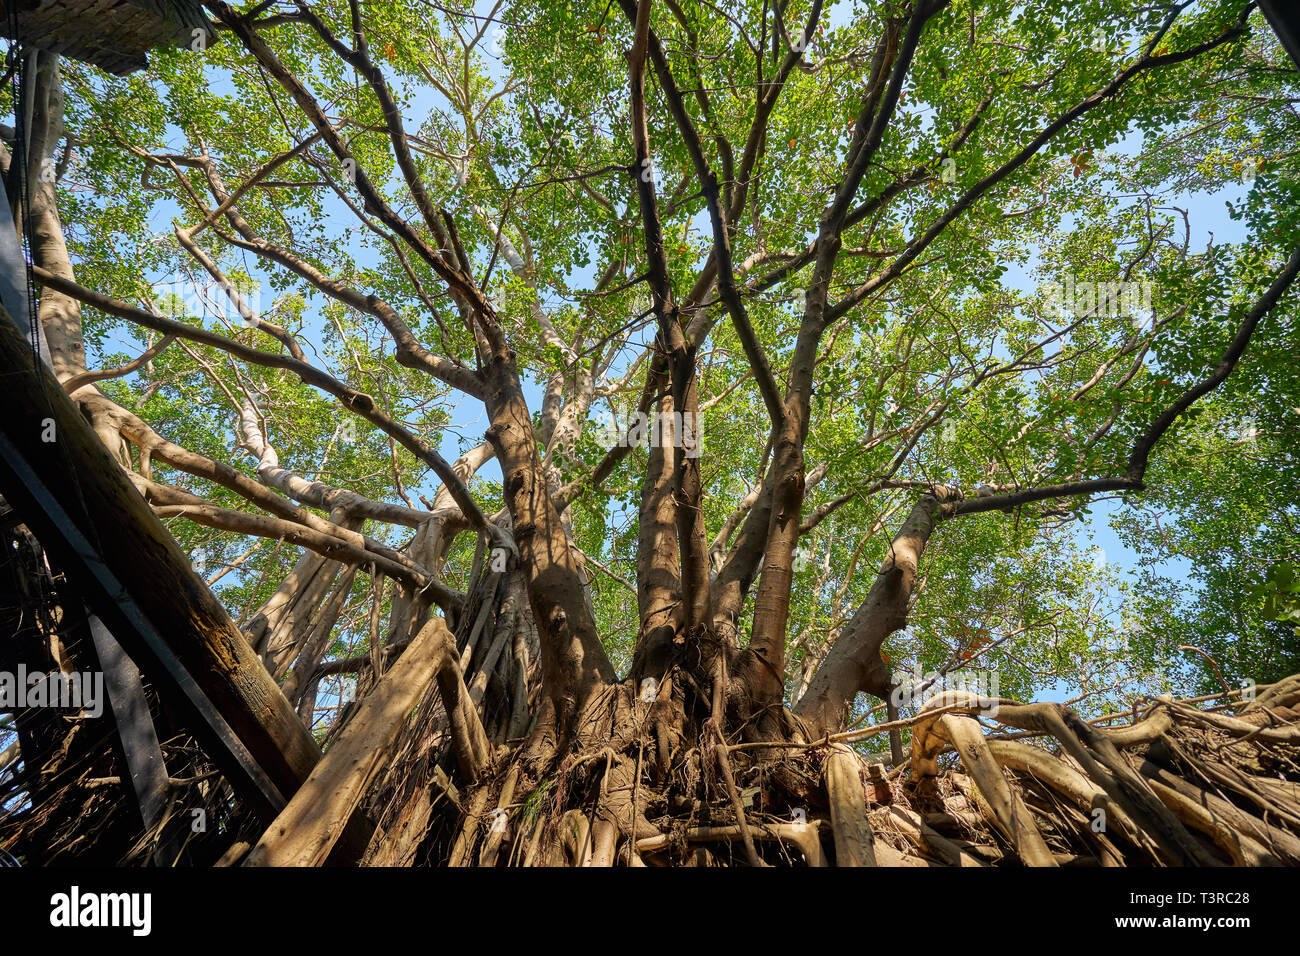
left=1, top=0, right=1299, bottom=867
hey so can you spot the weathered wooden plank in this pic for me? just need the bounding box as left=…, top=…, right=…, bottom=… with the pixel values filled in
left=87, top=613, right=170, bottom=829
left=244, top=617, right=454, bottom=867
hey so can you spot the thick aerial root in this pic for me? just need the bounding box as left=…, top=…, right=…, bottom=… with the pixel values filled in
left=1244, top=674, right=1300, bottom=713
left=987, top=739, right=1146, bottom=865
left=560, top=809, right=594, bottom=866
left=636, top=821, right=827, bottom=866
left=1049, top=707, right=1218, bottom=866
left=244, top=617, right=493, bottom=867
left=823, top=744, right=877, bottom=866
left=872, top=805, right=991, bottom=867
left=436, top=637, right=492, bottom=782
left=913, top=701, right=1057, bottom=867
left=1143, top=777, right=1276, bottom=865
left=1135, top=758, right=1300, bottom=861
left=476, top=765, right=519, bottom=867
left=863, top=686, right=1300, bottom=867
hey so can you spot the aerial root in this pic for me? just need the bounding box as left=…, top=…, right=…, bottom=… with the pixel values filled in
left=361, top=677, right=1300, bottom=866
left=636, top=822, right=827, bottom=866
left=823, top=744, right=877, bottom=866
left=913, top=704, right=1056, bottom=866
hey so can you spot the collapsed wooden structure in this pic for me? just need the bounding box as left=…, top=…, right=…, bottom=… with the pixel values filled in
left=0, top=0, right=309, bottom=864
left=0, top=0, right=213, bottom=75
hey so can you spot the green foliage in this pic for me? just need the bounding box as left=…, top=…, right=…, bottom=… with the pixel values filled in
left=44, top=0, right=1300, bottom=717
left=1254, top=563, right=1300, bottom=633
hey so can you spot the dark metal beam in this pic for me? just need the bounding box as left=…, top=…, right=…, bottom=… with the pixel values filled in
left=87, top=611, right=190, bottom=864
left=1260, top=0, right=1300, bottom=70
